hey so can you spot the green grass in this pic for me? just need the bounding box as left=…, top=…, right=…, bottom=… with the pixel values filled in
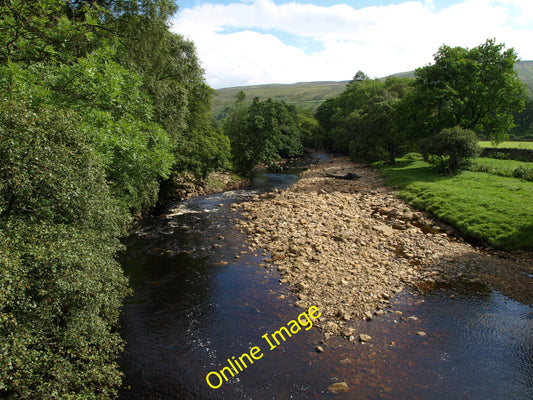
left=376, top=158, right=533, bottom=250
left=466, top=158, right=533, bottom=181
left=479, top=141, right=533, bottom=149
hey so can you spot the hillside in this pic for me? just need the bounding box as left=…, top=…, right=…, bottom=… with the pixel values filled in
left=518, top=60, right=533, bottom=97
left=213, top=60, right=533, bottom=117
left=212, top=81, right=349, bottom=118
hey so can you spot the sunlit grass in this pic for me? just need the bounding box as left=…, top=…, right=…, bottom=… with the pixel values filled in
left=466, top=158, right=533, bottom=181
left=479, top=141, right=533, bottom=149
left=376, top=158, right=533, bottom=250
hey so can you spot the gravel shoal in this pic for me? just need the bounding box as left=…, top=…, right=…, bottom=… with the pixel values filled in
left=234, top=157, right=533, bottom=339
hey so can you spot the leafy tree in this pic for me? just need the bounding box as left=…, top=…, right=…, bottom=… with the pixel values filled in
left=116, top=17, right=230, bottom=179
left=510, top=98, right=533, bottom=138
left=316, top=77, right=385, bottom=154
left=0, top=0, right=85, bottom=64
left=224, top=97, right=303, bottom=172
left=0, top=97, right=129, bottom=399
left=349, top=77, right=413, bottom=164
left=351, top=70, right=370, bottom=82
left=298, top=109, right=326, bottom=149
left=408, top=39, right=526, bottom=144
left=314, top=97, right=338, bottom=148
left=316, top=75, right=413, bottom=163
left=0, top=0, right=231, bottom=398
left=39, top=46, right=174, bottom=213
left=419, top=126, right=481, bottom=174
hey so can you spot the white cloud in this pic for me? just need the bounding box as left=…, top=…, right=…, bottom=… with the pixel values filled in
left=171, top=0, right=533, bottom=88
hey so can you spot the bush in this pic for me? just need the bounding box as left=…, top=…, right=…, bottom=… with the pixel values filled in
left=513, top=165, right=533, bottom=181
left=419, top=126, right=481, bottom=174
left=0, top=99, right=130, bottom=399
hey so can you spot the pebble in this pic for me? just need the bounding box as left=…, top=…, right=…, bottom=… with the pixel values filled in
left=359, top=334, right=372, bottom=342
left=328, top=382, right=349, bottom=394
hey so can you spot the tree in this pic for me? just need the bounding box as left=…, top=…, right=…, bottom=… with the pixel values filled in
left=408, top=39, right=526, bottom=144
left=349, top=77, right=413, bottom=164
left=510, top=98, right=533, bottom=139
left=0, top=0, right=228, bottom=397
left=314, top=97, right=338, bottom=146
left=0, top=98, right=129, bottom=398
left=317, top=77, right=385, bottom=154
left=116, top=18, right=230, bottom=178
left=224, top=97, right=303, bottom=173
left=419, top=126, right=481, bottom=174
left=298, top=109, right=326, bottom=149
left=351, top=70, right=370, bottom=83
left=316, top=74, right=413, bottom=163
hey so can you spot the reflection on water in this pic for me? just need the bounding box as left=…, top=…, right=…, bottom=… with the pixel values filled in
left=119, top=161, right=533, bottom=400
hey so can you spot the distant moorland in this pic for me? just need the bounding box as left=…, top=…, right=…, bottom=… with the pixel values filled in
left=212, top=60, right=533, bottom=117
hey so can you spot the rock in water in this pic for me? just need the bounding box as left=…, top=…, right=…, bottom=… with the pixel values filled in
left=328, top=382, right=349, bottom=394
left=359, top=333, right=372, bottom=342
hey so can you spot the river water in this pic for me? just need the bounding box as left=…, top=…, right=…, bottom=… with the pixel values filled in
left=118, top=158, right=533, bottom=400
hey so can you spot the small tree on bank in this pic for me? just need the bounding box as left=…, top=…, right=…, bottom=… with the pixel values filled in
left=419, top=126, right=481, bottom=175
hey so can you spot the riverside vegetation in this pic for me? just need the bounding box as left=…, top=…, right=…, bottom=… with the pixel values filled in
left=0, top=0, right=308, bottom=397
left=1, top=2, right=532, bottom=398
left=0, top=0, right=231, bottom=398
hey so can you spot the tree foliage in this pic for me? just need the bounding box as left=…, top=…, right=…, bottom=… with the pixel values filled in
left=419, top=126, right=481, bottom=174
left=298, top=109, right=326, bottom=150
left=0, top=97, right=129, bottom=399
left=316, top=39, right=526, bottom=166
left=0, top=0, right=232, bottom=398
left=510, top=98, right=533, bottom=139
left=315, top=76, right=413, bottom=163
left=224, top=96, right=303, bottom=173
left=406, top=39, right=526, bottom=144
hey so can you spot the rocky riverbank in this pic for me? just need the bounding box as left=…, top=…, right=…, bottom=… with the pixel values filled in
left=234, top=156, right=533, bottom=340
left=158, top=171, right=249, bottom=205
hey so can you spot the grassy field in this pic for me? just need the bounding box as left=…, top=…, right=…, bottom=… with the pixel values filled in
left=466, top=158, right=533, bottom=181
left=479, top=141, right=533, bottom=149
left=376, top=158, right=533, bottom=250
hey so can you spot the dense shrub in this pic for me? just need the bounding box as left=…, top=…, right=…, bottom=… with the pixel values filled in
left=419, top=126, right=481, bottom=174
left=0, top=0, right=231, bottom=397
left=0, top=99, right=130, bottom=398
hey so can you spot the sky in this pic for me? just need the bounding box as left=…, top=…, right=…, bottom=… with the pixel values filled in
left=170, top=0, right=533, bottom=88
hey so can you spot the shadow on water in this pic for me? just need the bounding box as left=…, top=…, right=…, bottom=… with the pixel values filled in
left=119, top=155, right=533, bottom=400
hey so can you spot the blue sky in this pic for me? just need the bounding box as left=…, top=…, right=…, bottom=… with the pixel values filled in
left=171, top=0, right=533, bottom=88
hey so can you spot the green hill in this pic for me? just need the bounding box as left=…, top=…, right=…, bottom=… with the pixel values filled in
left=213, top=60, right=533, bottom=118
left=212, top=81, right=349, bottom=118
left=518, top=60, right=533, bottom=97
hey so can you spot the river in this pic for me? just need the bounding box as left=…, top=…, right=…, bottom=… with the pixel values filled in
left=118, top=157, right=533, bottom=400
